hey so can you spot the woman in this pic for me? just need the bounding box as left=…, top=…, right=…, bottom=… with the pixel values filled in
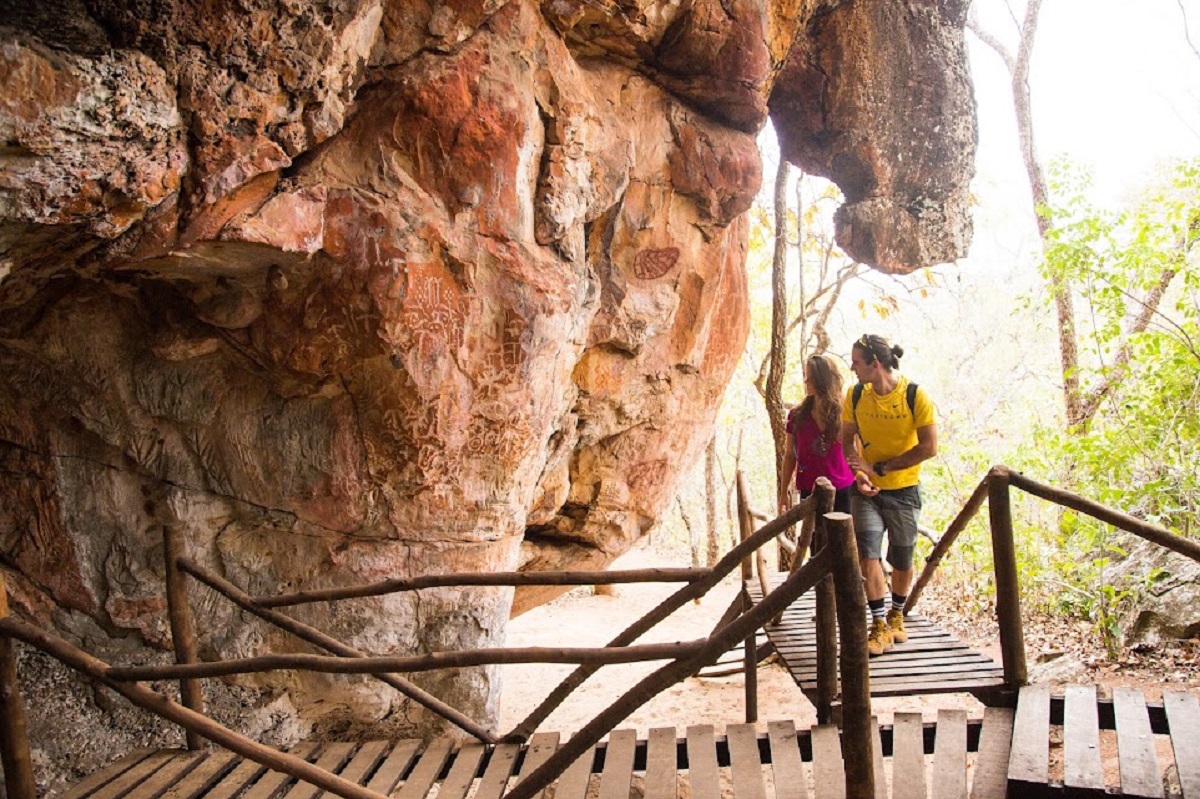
left=778, top=353, right=864, bottom=516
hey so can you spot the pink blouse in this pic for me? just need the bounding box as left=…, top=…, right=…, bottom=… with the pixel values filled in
left=786, top=408, right=855, bottom=493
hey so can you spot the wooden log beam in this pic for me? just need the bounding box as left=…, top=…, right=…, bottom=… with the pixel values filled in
left=254, top=568, right=711, bottom=609
left=0, top=574, right=37, bottom=799
left=988, top=466, right=1027, bottom=688
left=179, top=559, right=497, bottom=744
left=743, top=590, right=757, bottom=723
left=906, top=476, right=990, bottom=614
left=505, top=497, right=815, bottom=741
left=163, top=525, right=205, bottom=750
left=0, top=617, right=391, bottom=799
left=108, top=640, right=707, bottom=682
left=737, top=472, right=754, bottom=582
left=812, top=480, right=838, bottom=725
left=825, top=512, right=874, bottom=799
left=503, top=548, right=834, bottom=799
left=1008, top=469, right=1200, bottom=563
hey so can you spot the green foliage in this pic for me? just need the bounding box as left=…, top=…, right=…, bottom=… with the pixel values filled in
left=1039, top=156, right=1200, bottom=531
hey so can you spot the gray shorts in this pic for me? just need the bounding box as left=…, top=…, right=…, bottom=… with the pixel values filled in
left=851, top=485, right=922, bottom=571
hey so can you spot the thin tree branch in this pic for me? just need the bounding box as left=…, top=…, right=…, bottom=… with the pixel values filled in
left=1179, top=0, right=1200, bottom=63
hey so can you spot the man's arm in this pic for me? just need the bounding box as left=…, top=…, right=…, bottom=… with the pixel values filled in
left=872, top=424, right=938, bottom=474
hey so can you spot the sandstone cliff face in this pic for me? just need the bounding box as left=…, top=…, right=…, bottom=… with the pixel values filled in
left=0, top=0, right=974, bottom=786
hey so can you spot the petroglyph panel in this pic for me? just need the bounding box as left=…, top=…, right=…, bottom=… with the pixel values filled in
left=633, top=247, right=680, bottom=280
left=627, top=458, right=669, bottom=492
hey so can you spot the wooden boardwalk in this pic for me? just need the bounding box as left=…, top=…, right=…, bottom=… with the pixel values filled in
left=750, top=579, right=1006, bottom=701
left=1009, top=683, right=1200, bottom=798
left=53, top=712, right=1014, bottom=799
left=50, top=684, right=1200, bottom=799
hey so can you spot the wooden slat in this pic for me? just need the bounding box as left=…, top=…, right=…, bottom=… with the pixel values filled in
left=644, top=727, right=678, bottom=799
left=159, top=751, right=240, bottom=799
left=474, top=742, right=521, bottom=799
left=281, top=742, right=356, bottom=799
left=87, top=750, right=176, bottom=799
left=892, top=712, right=926, bottom=799
left=438, top=743, right=486, bottom=799
left=239, top=743, right=323, bottom=799
left=363, top=739, right=420, bottom=796
left=331, top=741, right=390, bottom=791
left=727, top=724, right=767, bottom=799
left=124, top=752, right=205, bottom=799
left=1007, top=683, right=1050, bottom=786
left=768, top=721, right=809, bottom=799
left=795, top=649, right=990, bottom=667
left=1063, top=684, right=1104, bottom=792
left=391, top=737, right=453, bottom=799
left=597, top=731, right=637, bottom=799
left=58, top=749, right=159, bottom=799
left=513, top=732, right=561, bottom=799
left=810, top=725, right=845, bottom=799
left=686, top=725, right=721, bottom=799
left=202, top=747, right=277, bottom=799
left=1165, top=691, right=1200, bottom=799
left=1113, top=686, right=1163, bottom=798
left=968, top=707, right=1013, bottom=799
left=931, top=709, right=967, bottom=799
left=870, top=717, right=886, bottom=799
left=550, top=738, right=595, bottom=799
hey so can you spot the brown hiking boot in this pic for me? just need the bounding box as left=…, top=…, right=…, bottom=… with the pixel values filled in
left=887, top=608, right=908, bottom=644
left=867, top=617, right=893, bottom=656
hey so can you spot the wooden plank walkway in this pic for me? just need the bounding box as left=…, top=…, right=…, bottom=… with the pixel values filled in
left=55, top=712, right=1013, bottom=799
left=49, top=685, right=1200, bottom=799
left=749, top=579, right=1006, bottom=700
left=1009, top=684, right=1200, bottom=798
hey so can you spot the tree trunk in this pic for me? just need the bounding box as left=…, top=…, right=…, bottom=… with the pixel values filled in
left=706, top=436, right=719, bottom=566
left=766, top=159, right=790, bottom=482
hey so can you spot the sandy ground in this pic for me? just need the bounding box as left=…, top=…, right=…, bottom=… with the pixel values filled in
left=497, top=542, right=987, bottom=740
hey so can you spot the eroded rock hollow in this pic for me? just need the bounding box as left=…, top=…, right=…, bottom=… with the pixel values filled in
left=0, top=0, right=975, bottom=784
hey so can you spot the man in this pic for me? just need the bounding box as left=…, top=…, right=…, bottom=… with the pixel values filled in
left=841, top=334, right=938, bottom=656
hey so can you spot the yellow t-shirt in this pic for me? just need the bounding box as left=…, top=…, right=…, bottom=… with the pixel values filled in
left=842, top=375, right=936, bottom=490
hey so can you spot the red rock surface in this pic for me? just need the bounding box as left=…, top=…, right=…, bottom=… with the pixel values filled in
left=0, top=0, right=973, bottom=784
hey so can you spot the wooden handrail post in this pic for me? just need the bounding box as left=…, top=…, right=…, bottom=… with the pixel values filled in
left=987, top=467, right=1027, bottom=688
left=735, top=471, right=758, bottom=723
left=736, top=472, right=754, bottom=582
left=743, top=589, right=757, bottom=723
left=811, top=479, right=837, bottom=725
left=164, top=525, right=205, bottom=750
left=0, top=573, right=38, bottom=799
left=824, top=512, right=874, bottom=799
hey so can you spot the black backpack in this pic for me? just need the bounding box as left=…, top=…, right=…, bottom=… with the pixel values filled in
left=851, top=382, right=919, bottom=426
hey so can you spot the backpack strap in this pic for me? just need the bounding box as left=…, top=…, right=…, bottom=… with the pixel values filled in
left=853, top=381, right=919, bottom=424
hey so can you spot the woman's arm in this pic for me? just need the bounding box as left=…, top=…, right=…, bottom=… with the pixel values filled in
left=779, top=430, right=797, bottom=511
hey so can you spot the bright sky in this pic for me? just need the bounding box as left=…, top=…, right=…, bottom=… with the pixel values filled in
left=970, top=0, right=1200, bottom=208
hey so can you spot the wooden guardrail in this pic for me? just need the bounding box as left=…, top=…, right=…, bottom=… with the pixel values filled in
left=0, top=478, right=879, bottom=799
left=905, top=464, right=1200, bottom=699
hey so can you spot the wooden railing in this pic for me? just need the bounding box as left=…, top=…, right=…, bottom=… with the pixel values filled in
left=905, top=464, right=1200, bottom=698
left=0, top=478, right=877, bottom=799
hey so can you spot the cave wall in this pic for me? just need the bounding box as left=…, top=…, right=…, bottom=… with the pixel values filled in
left=0, top=0, right=975, bottom=789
